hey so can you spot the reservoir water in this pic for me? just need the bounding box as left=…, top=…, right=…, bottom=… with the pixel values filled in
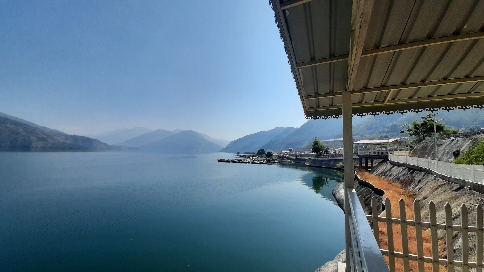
left=0, top=152, right=344, bottom=271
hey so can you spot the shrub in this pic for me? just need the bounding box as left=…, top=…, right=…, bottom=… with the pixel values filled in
left=454, top=139, right=484, bottom=165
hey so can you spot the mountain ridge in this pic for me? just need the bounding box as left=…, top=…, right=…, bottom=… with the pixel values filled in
left=140, top=130, right=223, bottom=153
left=0, top=116, right=110, bottom=151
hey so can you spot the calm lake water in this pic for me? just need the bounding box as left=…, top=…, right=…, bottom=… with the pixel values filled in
left=0, top=152, right=344, bottom=271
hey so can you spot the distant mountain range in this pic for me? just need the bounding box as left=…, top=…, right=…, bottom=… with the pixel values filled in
left=88, top=127, right=153, bottom=145
left=93, top=128, right=230, bottom=148
left=0, top=112, right=225, bottom=153
left=112, top=129, right=223, bottom=153
left=221, top=108, right=484, bottom=153
left=4, top=107, right=483, bottom=154
left=142, top=130, right=222, bottom=153
left=221, top=118, right=352, bottom=153
left=118, top=129, right=174, bottom=147
left=0, top=114, right=111, bottom=151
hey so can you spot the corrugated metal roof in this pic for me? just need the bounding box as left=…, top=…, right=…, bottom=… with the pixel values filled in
left=354, top=139, right=399, bottom=145
left=271, top=0, right=484, bottom=119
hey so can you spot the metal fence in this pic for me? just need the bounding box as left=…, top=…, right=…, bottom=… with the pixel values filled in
left=366, top=197, right=484, bottom=272
left=389, top=154, right=484, bottom=184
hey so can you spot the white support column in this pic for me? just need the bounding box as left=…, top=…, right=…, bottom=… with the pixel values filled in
left=342, top=91, right=354, bottom=270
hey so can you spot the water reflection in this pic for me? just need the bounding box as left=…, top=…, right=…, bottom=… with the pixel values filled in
left=311, top=176, right=328, bottom=193
left=278, top=164, right=343, bottom=204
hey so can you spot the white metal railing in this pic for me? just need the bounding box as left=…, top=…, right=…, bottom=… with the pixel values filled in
left=366, top=197, right=484, bottom=272
left=358, top=150, right=391, bottom=156
left=348, top=189, right=389, bottom=271
left=389, top=154, right=484, bottom=184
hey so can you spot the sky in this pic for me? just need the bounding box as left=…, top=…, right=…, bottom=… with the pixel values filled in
left=0, top=0, right=308, bottom=141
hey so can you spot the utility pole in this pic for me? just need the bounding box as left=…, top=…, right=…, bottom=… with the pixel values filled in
left=433, top=119, right=437, bottom=160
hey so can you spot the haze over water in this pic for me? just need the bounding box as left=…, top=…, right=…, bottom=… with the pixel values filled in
left=0, top=152, right=344, bottom=271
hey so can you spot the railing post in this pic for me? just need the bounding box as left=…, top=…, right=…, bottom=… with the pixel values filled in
left=342, top=91, right=353, bottom=271
left=349, top=190, right=389, bottom=271
left=473, top=166, right=476, bottom=183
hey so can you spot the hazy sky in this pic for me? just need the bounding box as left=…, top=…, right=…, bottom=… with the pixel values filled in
left=0, top=0, right=308, bottom=140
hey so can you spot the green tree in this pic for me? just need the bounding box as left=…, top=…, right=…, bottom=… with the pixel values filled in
left=455, top=139, right=484, bottom=165
left=406, top=114, right=457, bottom=143
left=311, top=137, right=325, bottom=154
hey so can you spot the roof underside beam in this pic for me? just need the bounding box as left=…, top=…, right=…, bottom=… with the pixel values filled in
left=308, top=91, right=484, bottom=112
left=304, top=95, right=484, bottom=119
left=346, top=0, right=374, bottom=92
left=280, top=0, right=312, bottom=10
left=296, top=31, right=484, bottom=69
left=305, top=76, right=484, bottom=99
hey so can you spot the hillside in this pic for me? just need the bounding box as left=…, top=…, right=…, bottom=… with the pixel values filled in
left=89, top=127, right=153, bottom=145
left=141, top=130, right=222, bottom=153
left=411, top=133, right=484, bottom=162
left=262, top=118, right=344, bottom=151
left=118, top=129, right=174, bottom=147
left=353, top=108, right=484, bottom=139
left=221, top=127, right=296, bottom=153
left=0, top=111, right=65, bottom=135
left=199, top=132, right=230, bottom=148
left=52, top=133, right=112, bottom=151
left=221, top=108, right=484, bottom=154
left=222, top=118, right=356, bottom=153
left=0, top=116, right=87, bottom=151
left=0, top=114, right=112, bottom=151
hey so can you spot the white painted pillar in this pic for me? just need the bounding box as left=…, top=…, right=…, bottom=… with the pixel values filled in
left=342, top=91, right=354, bottom=269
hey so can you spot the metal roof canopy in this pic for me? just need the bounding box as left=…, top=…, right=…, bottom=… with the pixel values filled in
left=271, top=1, right=484, bottom=270
left=271, top=0, right=484, bottom=119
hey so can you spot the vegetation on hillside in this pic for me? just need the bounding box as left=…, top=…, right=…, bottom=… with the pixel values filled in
left=455, top=139, right=484, bottom=165
left=406, top=114, right=458, bottom=143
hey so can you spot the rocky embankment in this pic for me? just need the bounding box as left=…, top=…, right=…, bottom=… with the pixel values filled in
left=411, top=133, right=484, bottom=161
left=315, top=250, right=345, bottom=272
left=331, top=176, right=385, bottom=215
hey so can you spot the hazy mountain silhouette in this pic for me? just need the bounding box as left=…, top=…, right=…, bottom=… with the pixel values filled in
left=89, top=127, right=153, bottom=145
left=141, top=130, right=222, bottom=153
left=118, top=129, right=174, bottom=147
left=198, top=132, right=230, bottom=147
left=0, top=116, right=111, bottom=151
left=221, top=127, right=296, bottom=153
left=0, top=111, right=64, bottom=135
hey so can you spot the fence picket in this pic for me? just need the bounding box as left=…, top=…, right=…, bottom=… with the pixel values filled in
left=386, top=198, right=395, bottom=272
left=365, top=193, right=484, bottom=272
left=445, top=203, right=454, bottom=271
left=461, top=204, right=469, bottom=272
left=399, top=199, right=410, bottom=272
left=430, top=201, right=439, bottom=272
left=371, top=197, right=380, bottom=247
left=477, top=204, right=483, bottom=272
left=414, top=200, right=425, bottom=272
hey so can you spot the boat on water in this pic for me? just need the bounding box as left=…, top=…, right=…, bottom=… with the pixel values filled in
left=217, top=158, right=231, bottom=163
